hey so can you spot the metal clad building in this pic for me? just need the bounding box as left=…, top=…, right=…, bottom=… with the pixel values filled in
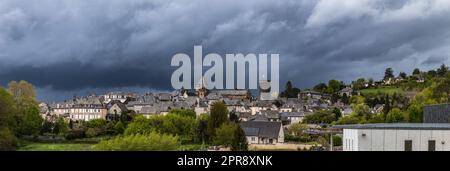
left=424, top=104, right=450, bottom=123
left=334, top=123, right=450, bottom=151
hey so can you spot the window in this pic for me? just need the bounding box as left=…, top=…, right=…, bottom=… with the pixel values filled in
left=405, top=140, right=412, bottom=151
left=251, top=137, right=255, bottom=142
left=428, top=140, right=436, bottom=151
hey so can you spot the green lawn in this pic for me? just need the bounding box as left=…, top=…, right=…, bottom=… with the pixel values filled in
left=19, top=143, right=95, bottom=151
left=359, top=87, right=404, bottom=96
left=19, top=142, right=210, bottom=151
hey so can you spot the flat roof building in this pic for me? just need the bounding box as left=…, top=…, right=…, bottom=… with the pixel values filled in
left=333, top=123, right=450, bottom=151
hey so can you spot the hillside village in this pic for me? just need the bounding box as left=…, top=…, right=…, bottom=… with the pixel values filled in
left=1, top=64, right=449, bottom=151
left=29, top=64, right=449, bottom=151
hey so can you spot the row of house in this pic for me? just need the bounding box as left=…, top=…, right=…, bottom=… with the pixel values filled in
left=40, top=81, right=359, bottom=145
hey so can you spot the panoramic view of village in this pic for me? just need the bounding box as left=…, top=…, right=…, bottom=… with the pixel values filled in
left=1, top=0, right=450, bottom=155
left=1, top=64, right=449, bottom=151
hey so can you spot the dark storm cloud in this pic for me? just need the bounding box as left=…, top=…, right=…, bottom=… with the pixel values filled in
left=422, top=56, right=448, bottom=65
left=1, top=0, right=450, bottom=100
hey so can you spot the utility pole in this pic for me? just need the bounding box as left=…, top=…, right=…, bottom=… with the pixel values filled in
left=330, top=133, right=333, bottom=151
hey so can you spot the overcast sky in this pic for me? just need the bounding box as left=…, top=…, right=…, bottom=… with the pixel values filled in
left=1, top=0, right=450, bottom=101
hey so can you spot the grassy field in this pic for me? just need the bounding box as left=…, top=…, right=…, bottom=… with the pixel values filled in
left=359, top=87, right=404, bottom=96
left=18, top=142, right=209, bottom=151
left=19, top=143, right=95, bottom=151
left=249, top=143, right=318, bottom=151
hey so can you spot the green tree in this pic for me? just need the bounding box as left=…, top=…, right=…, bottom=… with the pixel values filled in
left=437, top=64, right=449, bottom=76
left=0, top=88, right=15, bottom=129
left=352, top=78, right=366, bottom=90
left=413, top=68, right=421, bottom=75
left=169, top=109, right=196, bottom=118
left=431, top=74, right=450, bottom=103
left=0, top=127, right=17, bottom=151
left=334, top=116, right=361, bottom=125
left=368, top=78, right=374, bottom=88
left=287, top=123, right=309, bottom=136
left=17, top=105, right=43, bottom=136
left=313, top=83, right=328, bottom=94
left=114, top=121, right=125, bottom=134
left=367, top=114, right=386, bottom=123
left=231, top=124, right=248, bottom=151
left=386, top=108, right=405, bottom=123
left=399, top=72, right=407, bottom=79
left=407, top=103, right=423, bottom=123
left=94, top=133, right=179, bottom=151
left=86, top=119, right=108, bottom=128
left=53, top=117, right=69, bottom=136
left=197, top=114, right=209, bottom=144
left=124, top=116, right=154, bottom=135
left=281, top=81, right=301, bottom=98
left=7, top=80, right=42, bottom=136
left=350, top=95, right=365, bottom=105
left=207, top=102, right=228, bottom=139
left=342, top=93, right=350, bottom=105
left=351, top=104, right=371, bottom=120
left=384, top=68, right=394, bottom=80
left=7, top=80, right=37, bottom=111
left=383, top=94, right=392, bottom=116
left=328, top=80, right=343, bottom=94
left=213, top=122, right=236, bottom=147
left=428, top=70, right=437, bottom=77
left=332, top=107, right=342, bottom=120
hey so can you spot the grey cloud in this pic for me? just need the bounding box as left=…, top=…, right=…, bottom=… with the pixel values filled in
left=422, top=56, right=448, bottom=65
left=1, top=0, right=450, bottom=101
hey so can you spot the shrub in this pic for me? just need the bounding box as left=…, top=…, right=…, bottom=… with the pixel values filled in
left=169, top=109, right=196, bottom=118
left=114, top=121, right=125, bottom=134
left=0, top=127, right=17, bottom=151
left=65, top=130, right=86, bottom=140
left=85, top=128, right=100, bottom=138
left=213, top=122, right=236, bottom=147
left=94, top=133, right=179, bottom=151
left=285, top=134, right=311, bottom=143
left=124, top=116, right=154, bottom=135
left=86, top=119, right=108, bottom=128
left=332, top=135, right=342, bottom=147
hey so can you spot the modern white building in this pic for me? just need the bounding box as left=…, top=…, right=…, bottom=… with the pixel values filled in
left=335, top=123, right=450, bottom=151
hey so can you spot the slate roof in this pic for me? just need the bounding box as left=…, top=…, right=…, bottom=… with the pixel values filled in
left=339, top=87, right=353, bottom=93
left=251, top=114, right=269, bottom=122
left=158, top=93, right=172, bottom=101
left=159, top=101, right=173, bottom=112
left=140, top=105, right=160, bottom=114
left=206, top=92, right=221, bottom=100
left=108, top=101, right=128, bottom=112
left=280, top=112, right=304, bottom=118
left=173, top=101, right=192, bottom=109
left=128, top=93, right=155, bottom=106
left=217, top=90, right=249, bottom=96
left=242, top=128, right=259, bottom=136
left=236, top=112, right=252, bottom=119
left=75, top=96, right=102, bottom=105
left=252, top=100, right=275, bottom=107
left=259, top=110, right=280, bottom=119
left=223, top=99, right=243, bottom=106
left=240, top=121, right=282, bottom=139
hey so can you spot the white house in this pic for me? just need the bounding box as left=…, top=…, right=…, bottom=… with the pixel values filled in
left=334, top=123, right=450, bottom=151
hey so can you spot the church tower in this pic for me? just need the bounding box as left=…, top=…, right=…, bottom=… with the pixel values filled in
left=195, top=77, right=209, bottom=99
